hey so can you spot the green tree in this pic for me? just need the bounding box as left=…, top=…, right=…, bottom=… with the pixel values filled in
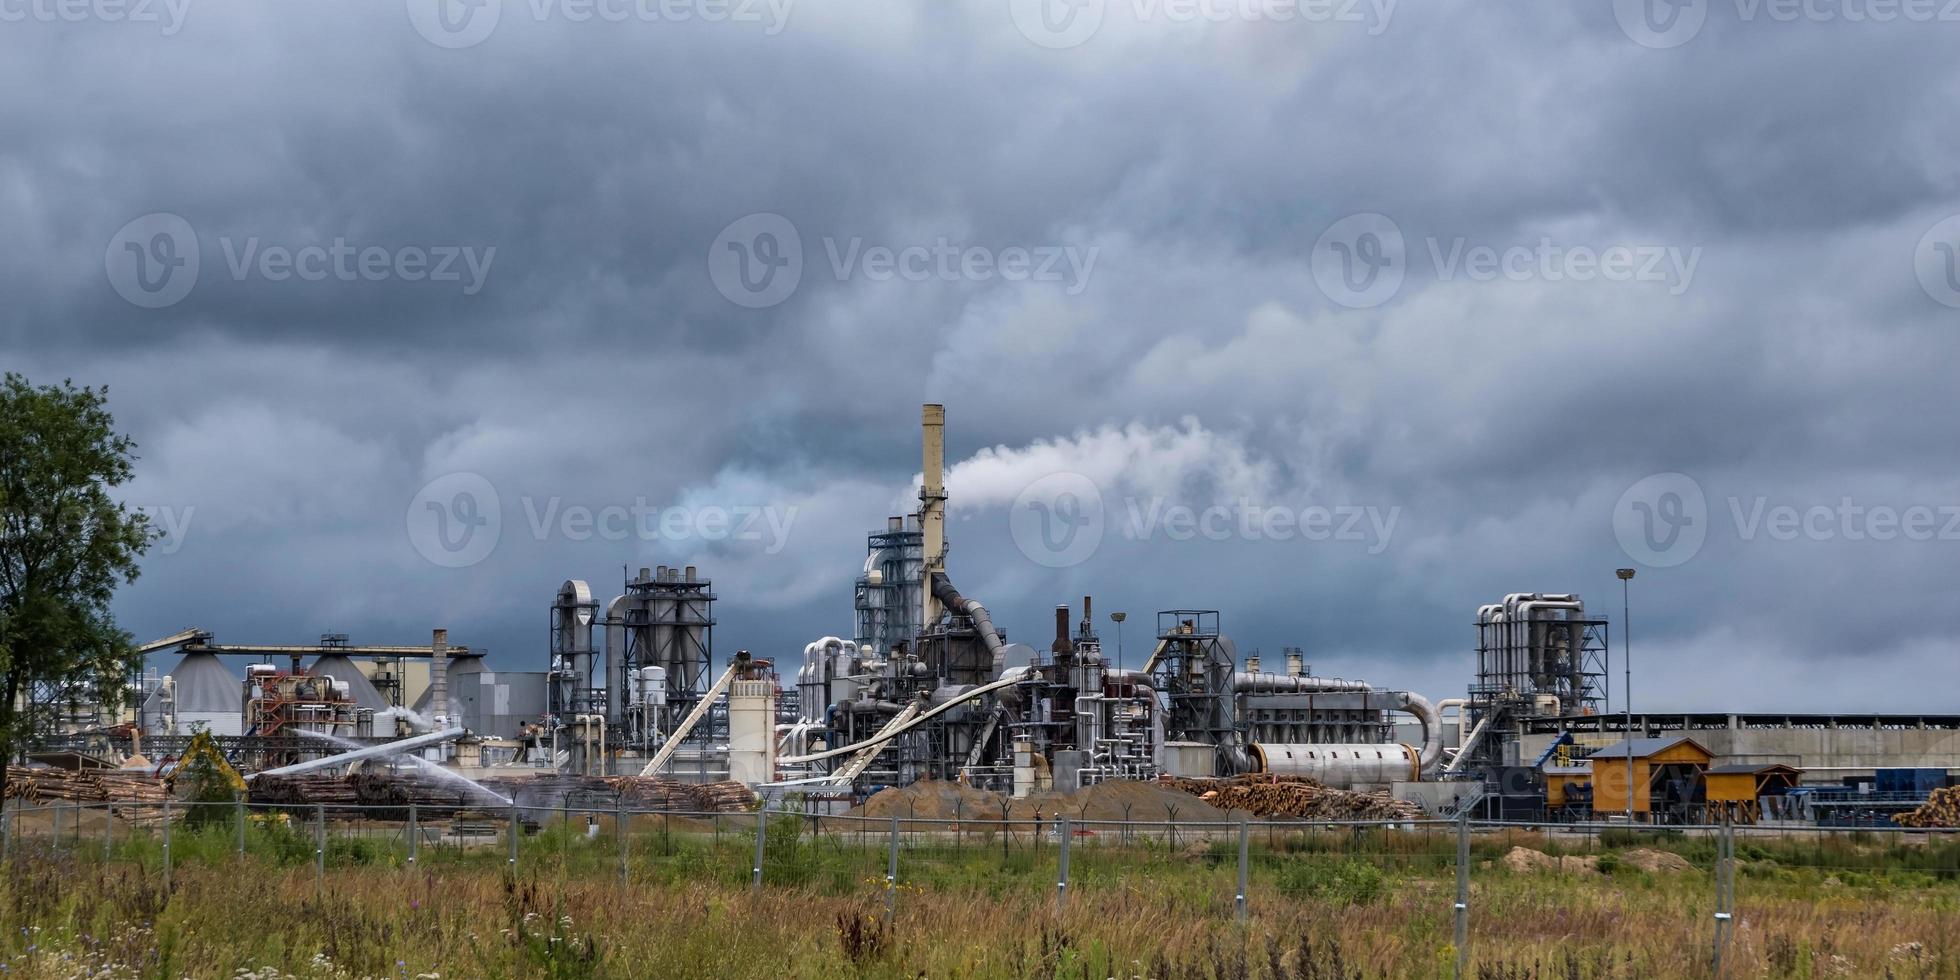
left=0, top=374, right=152, bottom=799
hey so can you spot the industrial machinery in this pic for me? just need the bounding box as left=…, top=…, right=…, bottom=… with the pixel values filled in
left=772, top=405, right=1445, bottom=796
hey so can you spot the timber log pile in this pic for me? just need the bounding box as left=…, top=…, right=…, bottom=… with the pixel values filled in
left=604, top=776, right=756, bottom=813
left=5, top=766, right=169, bottom=805
left=1895, top=786, right=1960, bottom=828
left=1167, top=775, right=1425, bottom=821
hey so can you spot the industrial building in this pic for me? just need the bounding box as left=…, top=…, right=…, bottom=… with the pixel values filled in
left=14, top=404, right=1956, bottom=825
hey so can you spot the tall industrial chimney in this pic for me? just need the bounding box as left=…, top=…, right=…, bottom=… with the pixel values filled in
left=919, top=404, right=947, bottom=627
left=430, top=628, right=449, bottom=727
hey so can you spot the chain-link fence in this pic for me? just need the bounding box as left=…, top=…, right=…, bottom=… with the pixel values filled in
left=2, top=797, right=1955, bottom=978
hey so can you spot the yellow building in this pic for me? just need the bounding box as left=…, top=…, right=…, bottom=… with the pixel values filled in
left=1585, top=736, right=1713, bottom=822
left=1703, top=763, right=1803, bottom=823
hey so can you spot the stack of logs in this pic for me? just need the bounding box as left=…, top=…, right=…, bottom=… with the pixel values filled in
left=4, top=766, right=171, bottom=823
left=1895, top=786, right=1960, bottom=828
left=605, top=776, right=756, bottom=813
left=1166, top=774, right=1426, bottom=821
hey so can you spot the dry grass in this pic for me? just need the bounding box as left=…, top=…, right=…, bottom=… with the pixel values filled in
left=0, top=823, right=1954, bottom=979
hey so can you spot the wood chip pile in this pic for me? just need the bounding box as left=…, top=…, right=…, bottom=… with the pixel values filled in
left=1166, top=775, right=1425, bottom=821
left=1894, top=786, right=1960, bottom=828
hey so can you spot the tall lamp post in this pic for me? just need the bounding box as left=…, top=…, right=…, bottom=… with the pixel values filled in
left=1616, top=567, right=1636, bottom=825
left=1110, top=612, right=1127, bottom=673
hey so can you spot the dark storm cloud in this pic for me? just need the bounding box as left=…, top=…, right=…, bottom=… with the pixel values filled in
left=1, top=0, right=1955, bottom=710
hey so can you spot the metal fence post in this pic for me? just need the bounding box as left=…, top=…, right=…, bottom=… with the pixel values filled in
left=407, top=802, right=419, bottom=866
left=53, top=799, right=62, bottom=846
left=885, top=811, right=900, bottom=921
left=1236, top=813, right=1250, bottom=923
left=1453, top=811, right=1470, bottom=979
left=1057, top=815, right=1071, bottom=907
left=314, top=805, right=326, bottom=899
left=103, top=802, right=113, bottom=860
left=0, top=804, right=9, bottom=865
left=162, top=799, right=173, bottom=891
left=1713, top=819, right=1734, bottom=977
left=616, top=799, right=628, bottom=882
left=508, top=805, right=521, bottom=869
left=752, top=803, right=767, bottom=892
left=236, top=796, right=246, bottom=857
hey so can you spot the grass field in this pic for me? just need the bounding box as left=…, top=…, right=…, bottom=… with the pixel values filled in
left=1, top=814, right=1956, bottom=979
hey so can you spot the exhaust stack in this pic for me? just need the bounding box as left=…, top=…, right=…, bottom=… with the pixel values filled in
left=919, top=404, right=947, bottom=627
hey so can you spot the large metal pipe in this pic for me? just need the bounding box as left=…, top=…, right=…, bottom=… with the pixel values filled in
left=1232, top=671, right=1373, bottom=694
left=250, top=727, right=467, bottom=779
left=1249, top=741, right=1421, bottom=787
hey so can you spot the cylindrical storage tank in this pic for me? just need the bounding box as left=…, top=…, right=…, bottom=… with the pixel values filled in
left=1249, top=743, right=1421, bottom=788
left=642, top=666, right=667, bottom=707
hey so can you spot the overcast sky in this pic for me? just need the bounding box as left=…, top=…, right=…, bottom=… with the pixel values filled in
left=4, top=0, right=1956, bottom=712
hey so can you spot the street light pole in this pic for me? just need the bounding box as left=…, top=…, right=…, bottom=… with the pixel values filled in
left=1110, top=612, right=1127, bottom=673
left=1616, top=567, right=1636, bottom=826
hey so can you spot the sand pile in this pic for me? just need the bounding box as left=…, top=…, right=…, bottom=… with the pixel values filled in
left=1500, top=846, right=1601, bottom=875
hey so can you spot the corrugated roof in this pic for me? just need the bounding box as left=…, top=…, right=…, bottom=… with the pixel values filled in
left=1706, top=763, right=1801, bottom=775
left=1585, top=736, right=1709, bottom=760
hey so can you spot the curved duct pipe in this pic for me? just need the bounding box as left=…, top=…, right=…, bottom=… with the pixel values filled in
left=1436, top=697, right=1469, bottom=749
left=931, top=575, right=1010, bottom=676
left=1398, top=691, right=1444, bottom=772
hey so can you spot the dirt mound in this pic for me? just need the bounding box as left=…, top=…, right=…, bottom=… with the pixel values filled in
left=1621, top=848, right=1695, bottom=873
left=854, top=780, right=1005, bottom=821
left=1501, top=846, right=1599, bottom=875
left=844, top=778, right=1238, bottom=831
